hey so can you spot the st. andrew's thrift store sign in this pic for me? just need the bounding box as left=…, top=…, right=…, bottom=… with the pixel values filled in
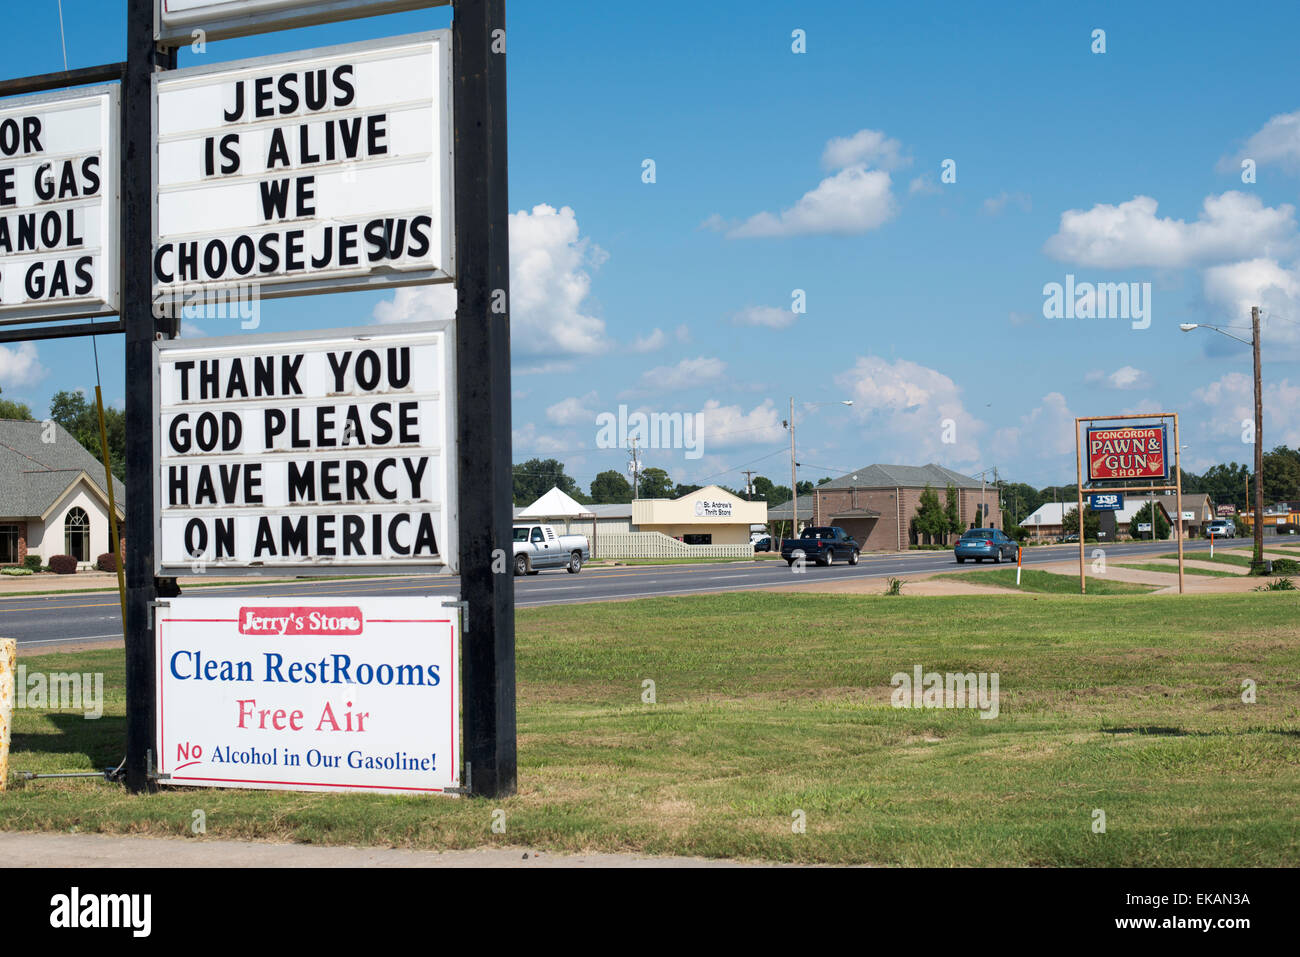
left=154, top=321, right=457, bottom=575
left=155, top=595, right=458, bottom=793
left=152, top=31, right=452, bottom=304
left=0, top=86, right=119, bottom=325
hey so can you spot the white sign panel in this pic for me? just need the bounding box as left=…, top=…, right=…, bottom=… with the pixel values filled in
left=156, top=595, right=459, bottom=794
left=694, top=499, right=733, bottom=518
left=153, top=32, right=452, bottom=304
left=154, top=321, right=457, bottom=575
left=0, top=85, right=118, bottom=325
left=157, top=1, right=446, bottom=45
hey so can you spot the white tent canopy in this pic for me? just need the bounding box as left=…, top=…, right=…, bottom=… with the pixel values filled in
left=519, top=486, right=594, bottom=519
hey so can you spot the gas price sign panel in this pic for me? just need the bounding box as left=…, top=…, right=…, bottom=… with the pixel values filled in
left=0, top=85, right=118, bottom=325
left=155, top=595, right=459, bottom=794
left=1086, top=425, right=1168, bottom=481
left=153, top=32, right=452, bottom=304
left=153, top=321, right=457, bottom=576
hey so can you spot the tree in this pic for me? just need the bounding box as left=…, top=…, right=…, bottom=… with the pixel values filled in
left=944, top=484, right=962, bottom=544
left=637, top=467, right=674, bottom=499
left=914, top=484, right=948, bottom=544
left=589, top=470, right=632, bottom=504
left=673, top=483, right=702, bottom=498
left=48, top=389, right=125, bottom=481
left=816, top=476, right=832, bottom=486
left=752, top=476, right=793, bottom=508
left=513, top=457, right=583, bottom=506
left=1061, top=506, right=1101, bottom=541
left=0, top=386, right=34, bottom=420
left=1126, top=502, right=1171, bottom=540
left=999, top=482, right=1042, bottom=526
left=1263, top=446, right=1300, bottom=504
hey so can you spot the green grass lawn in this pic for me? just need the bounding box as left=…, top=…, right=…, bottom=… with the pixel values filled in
left=944, top=567, right=1157, bottom=594
left=1161, top=551, right=1253, bottom=568
left=4, top=592, right=1298, bottom=865
left=1114, top=562, right=1243, bottom=578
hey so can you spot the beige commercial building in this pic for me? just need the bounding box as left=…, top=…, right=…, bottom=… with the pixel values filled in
left=632, top=485, right=766, bottom=545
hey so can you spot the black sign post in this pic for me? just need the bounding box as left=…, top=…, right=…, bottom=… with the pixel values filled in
left=452, top=0, right=516, bottom=798
left=123, top=0, right=175, bottom=793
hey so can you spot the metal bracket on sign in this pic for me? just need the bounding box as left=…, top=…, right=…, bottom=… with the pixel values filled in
left=441, top=599, right=468, bottom=634
left=146, top=749, right=170, bottom=782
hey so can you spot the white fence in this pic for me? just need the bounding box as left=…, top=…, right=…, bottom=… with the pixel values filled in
left=594, top=531, right=755, bottom=559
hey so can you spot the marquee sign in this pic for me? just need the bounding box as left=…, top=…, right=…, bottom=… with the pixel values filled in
left=156, top=1, right=448, bottom=46
left=152, top=32, right=453, bottom=305
left=1086, top=425, right=1168, bottom=481
left=1087, top=493, right=1123, bottom=511
left=0, top=86, right=119, bottom=325
left=155, top=595, right=459, bottom=794
left=153, top=321, right=457, bottom=576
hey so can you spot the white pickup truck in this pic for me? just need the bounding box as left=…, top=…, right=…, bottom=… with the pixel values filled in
left=512, top=524, right=590, bottom=576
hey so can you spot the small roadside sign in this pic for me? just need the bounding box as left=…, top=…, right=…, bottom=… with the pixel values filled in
left=1087, top=493, right=1123, bottom=510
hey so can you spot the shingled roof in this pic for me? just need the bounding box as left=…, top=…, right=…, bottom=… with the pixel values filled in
left=817, top=463, right=986, bottom=491
left=0, top=418, right=126, bottom=518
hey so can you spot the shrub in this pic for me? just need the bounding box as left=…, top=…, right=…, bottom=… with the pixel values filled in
left=48, top=554, right=78, bottom=575
left=1, top=566, right=33, bottom=576
left=23, top=554, right=41, bottom=570
left=96, top=552, right=117, bottom=572
left=1270, top=558, right=1299, bottom=575
left=885, top=576, right=904, bottom=596
left=1255, top=577, right=1295, bottom=591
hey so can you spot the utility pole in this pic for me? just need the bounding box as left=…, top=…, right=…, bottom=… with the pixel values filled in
left=1251, top=305, right=1265, bottom=571
left=788, top=396, right=797, bottom=534
left=627, top=438, right=641, bottom=499
left=741, top=470, right=756, bottom=501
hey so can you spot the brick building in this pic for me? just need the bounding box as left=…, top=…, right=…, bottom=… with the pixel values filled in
left=778, top=463, right=1001, bottom=552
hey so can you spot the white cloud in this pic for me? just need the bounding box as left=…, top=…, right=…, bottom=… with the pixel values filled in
left=1201, top=258, right=1300, bottom=346
left=1043, top=192, right=1296, bottom=268
left=727, top=166, right=897, bottom=239
left=511, top=422, right=572, bottom=455
left=546, top=391, right=599, bottom=426
left=1192, top=372, right=1300, bottom=449
left=982, top=191, right=1031, bottom=216
left=908, top=174, right=941, bottom=196
left=834, top=355, right=985, bottom=465
left=0, top=342, right=46, bottom=389
left=993, top=392, right=1078, bottom=461
left=632, top=328, right=666, bottom=352
left=732, top=305, right=797, bottom=329
left=180, top=321, right=207, bottom=338
left=621, top=356, right=726, bottom=397
left=1220, top=109, right=1300, bottom=174
left=374, top=284, right=455, bottom=325
left=516, top=360, right=577, bottom=376
left=1085, top=366, right=1149, bottom=390
left=698, top=399, right=784, bottom=448
left=374, top=204, right=609, bottom=355
left=674, top=324, right=692, bottom=343
left=821, top=129, right=910, bottom=171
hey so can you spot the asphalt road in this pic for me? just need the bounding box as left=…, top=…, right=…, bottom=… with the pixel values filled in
left=1, top=537, right=1232, bottom=649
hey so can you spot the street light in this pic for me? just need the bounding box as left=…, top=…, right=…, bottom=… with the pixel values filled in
left=784, top=398, right=853, bottom=538
left=1180, top=309, right=1265, bottom=571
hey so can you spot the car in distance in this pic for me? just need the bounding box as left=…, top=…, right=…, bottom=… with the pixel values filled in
left=955, top=528, right=1018, bottom=564
left=752, top=535, right=772, bottom=552
left=780, top=526, right=860, bottom=566
left=1205, top=520, right=1235, bottom=539
left=512, top=523, right=590, bottom=575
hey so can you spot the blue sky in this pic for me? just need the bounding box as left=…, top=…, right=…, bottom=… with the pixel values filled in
left=3, top=0, right=1300, bottom=492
